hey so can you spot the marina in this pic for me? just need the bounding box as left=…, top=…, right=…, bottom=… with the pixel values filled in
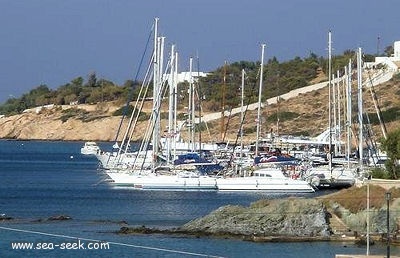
left=79, top=20, right=397, bottom=193
left=1, top=140, right=399, bottom=257
left=1, top=2, right=400, bottom=257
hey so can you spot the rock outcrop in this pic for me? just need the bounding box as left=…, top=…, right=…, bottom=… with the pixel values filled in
left=179, top=198, right=331, bottom=238
left=117, top=197, right=332, bottom=241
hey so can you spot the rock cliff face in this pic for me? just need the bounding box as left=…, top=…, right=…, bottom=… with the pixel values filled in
left=0, top=112, right=122, bottom=141
left=179, top=198, right=331, bottom=238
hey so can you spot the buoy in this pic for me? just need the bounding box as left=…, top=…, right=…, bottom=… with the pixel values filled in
left=70, top=155, right=74, bottom=159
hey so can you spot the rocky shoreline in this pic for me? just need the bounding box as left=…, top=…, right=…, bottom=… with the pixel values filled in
left=115, top=198, right=340, bottom=243
left=115, top=190, right=400, bottom=245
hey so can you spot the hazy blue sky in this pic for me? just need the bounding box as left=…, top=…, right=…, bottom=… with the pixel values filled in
left=0, top=0, right=398, bottom=103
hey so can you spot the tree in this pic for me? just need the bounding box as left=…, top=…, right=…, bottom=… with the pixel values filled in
left=86, top=72, right=98, bottom=87
left=380, top=128, right=400, bottom=179
left=384, top=45, right=394, bottom=57
left=71, top=77, right=84, bottom=87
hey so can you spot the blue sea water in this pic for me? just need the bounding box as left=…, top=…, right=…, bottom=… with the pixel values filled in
left=0, top=140, right=398, bottom=257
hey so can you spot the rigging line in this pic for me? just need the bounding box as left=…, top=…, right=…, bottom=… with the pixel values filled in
left=226, top=68, right=261, bottom=168
left=365, top=69, right=388, bottom=139
left=124, top=52, right=155, bottom=156
left=113, top=23, right=154, bottom=145
left=222, top=108, right=233, bottom=143
left=0, top=226, right=224, bottom=258
left=119, top=51, right=155, bottom=155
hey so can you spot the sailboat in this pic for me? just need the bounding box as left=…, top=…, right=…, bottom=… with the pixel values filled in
left=301, top=31, right=360, bottom=189
left=214, top=44, right=315, bottom=193
left=105, top=18, right=219, bottom=190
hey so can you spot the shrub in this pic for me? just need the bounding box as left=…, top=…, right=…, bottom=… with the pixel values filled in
left=267, top=111, right=300, bottom=122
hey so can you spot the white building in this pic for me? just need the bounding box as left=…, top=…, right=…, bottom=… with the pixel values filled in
left=370, top=40, right=400, bottom=71
left=394, top=41, right=400, bottom=59
left=164, top=71, right=209, bottom=85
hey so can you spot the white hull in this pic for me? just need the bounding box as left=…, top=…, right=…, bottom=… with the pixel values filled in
left=106, top=171, right=218, bottom=190
left=160, top=136, right=221, bottom=156
left=106, top=167, right=314, bottom=193
left=80, top=142, right=100, bottom=155
left=216, top=167, right=314, bottom=192
left=216, top=177, right=314, bottom=192
left=96, top=151, right=153, bottom=169
left=303, top=166, right=358, bottom=188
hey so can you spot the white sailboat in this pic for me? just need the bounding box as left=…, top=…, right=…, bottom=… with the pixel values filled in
left=215, top=44, right=314, bottom=193
left=301, top=31, right=360, bottom=189
left=105, top=18, right=218, bottom=190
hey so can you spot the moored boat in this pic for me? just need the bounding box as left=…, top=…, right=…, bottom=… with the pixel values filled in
left=216, top=167, right=315, bottom=192
left=80, top=141, right=100, bottom=155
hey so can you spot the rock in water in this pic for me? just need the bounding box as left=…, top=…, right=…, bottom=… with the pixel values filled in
left=179, top=198, right=331, bottom=238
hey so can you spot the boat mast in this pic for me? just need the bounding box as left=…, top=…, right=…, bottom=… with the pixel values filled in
left=189, top=57, right=195, bottom=152
left=328, top=31, right=333, bottom=176
left=337, top=70, right=342, bottom=155
left=240, top=69, right=245, bottom=175
left=346, top=59, right=352, bottom=169
left=173, top=51, right=178, bottom=161
left=357, top=47, right=363, bottom=168
left=167, top=44, right=176, bottom=164
left=220, top=62, right=227, bottom=141
left=152, top=17, right=159, bottom=167
left=152, top=18, right=165, bottom=167
left=332, top=72, right=337, bottom=155
left=196, top=54, right=203, bottom=150
left=255, top=44, right=266, bottom=157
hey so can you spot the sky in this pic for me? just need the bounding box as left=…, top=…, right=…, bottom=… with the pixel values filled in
left=0, top=0, right=398, bottom=103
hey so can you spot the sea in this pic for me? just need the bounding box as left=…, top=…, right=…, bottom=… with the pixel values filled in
left=0, top=140, right=398, bottom=258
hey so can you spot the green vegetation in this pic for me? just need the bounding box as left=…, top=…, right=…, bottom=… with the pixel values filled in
left=112, top=105, right=149, bottom=121
left=380, top=127, right=400, bottom=179
left=243, top=126, right=257, bottom=135
left=59, top=107, right=108, bottom=123
left=196, top=121, right=210, bottom=132
left=198, top=53, right=322, bottom=111
left=0, top=72, right=139, bottom=116
left=266, top=111, right=300, bottom=123
left=366, top=107, right=400, bottom=125
left=60, top=108, right=89, bottom=123
left=370, top=167, right=391, bottom=179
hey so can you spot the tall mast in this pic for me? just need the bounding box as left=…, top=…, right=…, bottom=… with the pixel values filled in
left=357, top=47, right=363, bottom=168
left=240, top=69, right=245, bottom=175
left=196, top=54, right=202, bottom=149
left=189, top=57, right=195, bottom=151
left=173, top=51, right=178, bottom=161
left=220, top=62, right=227, bottom=141
left=346, top=59, right=352, bottom=169
left=328, top=31, right=333, bottom=176
left=167, top=44, right=176, bottom=164
left=332, top=72, right=337, bottom=155
left=255, top=44, right=266, bottom=157
left=337, top=70, right=342, bottom=154
left=152, top=17, right=159, bottom=166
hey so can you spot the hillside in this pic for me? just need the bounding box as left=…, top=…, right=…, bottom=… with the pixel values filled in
left=0, top=73, right=399, bottom=143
